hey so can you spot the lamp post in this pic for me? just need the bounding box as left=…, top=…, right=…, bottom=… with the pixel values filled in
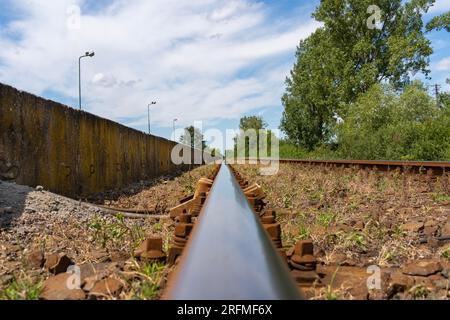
left=173, top=118, right=178, bottom=141
left=78, top=51, right=95, bottom=110
left=148, top=101, right=156, bottom=134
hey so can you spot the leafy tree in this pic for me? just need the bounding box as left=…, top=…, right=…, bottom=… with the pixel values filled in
left=281, top=29, right=340, bottom=149
left=239, top=116, right=267, bottom=131
left=440, top=79, right=450, bottom=108
left=179, top=126, right=206, bottom=150
left=234, top=116, right=272, bottom=158
left=281, top=0, right=435, bottom=149
left=426, top=11, right=450, bottom=32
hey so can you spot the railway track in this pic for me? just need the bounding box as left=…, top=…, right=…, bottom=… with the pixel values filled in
left=247, top=158, right=450, bottom=175
left=159, top=160, right=449, bottom=300
left=96, top=158, right=450, bottom=214
left=2, top=159, right=448, bottom=300
left=164, top=163, right=302, bottom=299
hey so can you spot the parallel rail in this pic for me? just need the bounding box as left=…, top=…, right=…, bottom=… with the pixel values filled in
left=164, top=158, right=450, bottom=299
left=245, top=158, right=450, bottom=175
left=165, top=163, right=302, bottom=300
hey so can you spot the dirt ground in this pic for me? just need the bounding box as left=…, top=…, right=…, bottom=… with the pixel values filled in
left=0, top=165, right=215, bottom=300
left=234, top=163, right=450, bottom=300
left=1, top=162, right=449, bottom=300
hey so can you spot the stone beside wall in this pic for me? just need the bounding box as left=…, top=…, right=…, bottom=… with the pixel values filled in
left=0, top=82, right=196, bottom=197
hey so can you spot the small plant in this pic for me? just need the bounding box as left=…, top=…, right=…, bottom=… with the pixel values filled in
left=152, top=222, right=162, bottom=232
left=140, top=261, right=165, bottom=277
left=348, top=201, right=358, bottom=211
left=179, top=173, right=196, bottom=195
left=325, top=267, right=340, bottom=300
left=441, top=246, right=450, bottom=259
left=0, top=277, right=41, bottom=300
left=410, top=285, right=429, bottom=299
left=308, top=191, right=323, bottom=203
left=282, top=194, right=293, bottom=208
left=345, top=231, right=367, bottom=251
left=376, top=177, right=388, bottom=192
left=295, top=211, right=307, bottom=220
left=392, top=225, right=406, bottom=238
left=132, top=262, right=165, bottom=300
left=316, top=211, right=335, bottom=227
left=129, top=223, right=146, bottom=248
left=88, top=214, right=130, bottom=248
left=135, top=281, right=159, bottom=300
left=184, top=184, right=194, bottom=195
left=296, top=224, right=310, bottom=240
left=381, top=250, right=395, bottom=263
left=325, top=288, right=339, bottom=300
left=365, top=194, right=374, bottom=203
left=432, top=193, right=450, bottom=203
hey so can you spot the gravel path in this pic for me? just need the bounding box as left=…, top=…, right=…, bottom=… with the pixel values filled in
left=0, top=165, right=215, bottom=300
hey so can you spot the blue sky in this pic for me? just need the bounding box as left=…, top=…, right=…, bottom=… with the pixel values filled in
left=0, top=0, right=449, bottom=151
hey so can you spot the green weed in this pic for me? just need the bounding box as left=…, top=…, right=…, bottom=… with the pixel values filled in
left=132, top=262, right=165, bottom=300
left=0, top=277, right=41, bottom=300
left=432, top=193, right=450, bottom=203
left=316, top=211, right=336, bottom=227
left=88, top=214, right=131, bottom=248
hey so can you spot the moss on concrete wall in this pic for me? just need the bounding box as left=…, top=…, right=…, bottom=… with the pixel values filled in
left=0, top=82, right=194, bottom=197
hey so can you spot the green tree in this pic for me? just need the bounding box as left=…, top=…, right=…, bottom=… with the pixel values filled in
left=234, top=116, right=271, bottom=158
left=239, top=116, right=267, bottom=131
left=179, top=126, right=206, bottom=150
left=426, top=11, right=450, bottom=32
left=281, top=29, right=340, bottom=149
left=281, top=0, right=435, bottom=149
left=440, top=79, right=450, bottom=107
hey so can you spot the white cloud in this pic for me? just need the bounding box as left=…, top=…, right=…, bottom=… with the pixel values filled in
left=436, top=57, right=450, bottom=71
left=0, top=0, right=319, bottom=129
left=428, top=0, right=450, bottom=14
left=92, top=73, right=116, bottom=87
left=208, top=0, right=260, bottom=22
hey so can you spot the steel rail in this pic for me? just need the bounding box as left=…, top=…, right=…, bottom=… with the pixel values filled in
left=244, top=158, right=450, bottom=174
left=165, top=163, right=302, bottom=300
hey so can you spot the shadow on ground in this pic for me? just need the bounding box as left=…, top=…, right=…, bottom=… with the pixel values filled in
left=0, top=180, right=30, bottom=230
left=85, top=165, right=201, bottom=204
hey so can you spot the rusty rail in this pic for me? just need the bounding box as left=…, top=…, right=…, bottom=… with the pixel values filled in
left=165, top=163, right=302, bottom=300
left=245, top=158, right=450, bottom=175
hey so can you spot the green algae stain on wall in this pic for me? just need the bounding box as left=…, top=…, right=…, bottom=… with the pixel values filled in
left=0, top=83, right=191, bottom=198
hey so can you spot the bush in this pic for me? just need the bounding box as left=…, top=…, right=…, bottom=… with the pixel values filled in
left=336, top=83, right=450, bottom=161
left=279, top=140, right=337, bottom=160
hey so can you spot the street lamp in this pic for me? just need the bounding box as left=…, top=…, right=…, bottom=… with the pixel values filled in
left=148, top=101, right=156, bottom=134
left=78, top=51, right=95, bottom=110
left=173, top=118, right=178, bottom=141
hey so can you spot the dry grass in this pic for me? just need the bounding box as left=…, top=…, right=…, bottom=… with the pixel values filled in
left=235, top=163, right=450, bottom=267
left=0, top=165, right=216, bottom=300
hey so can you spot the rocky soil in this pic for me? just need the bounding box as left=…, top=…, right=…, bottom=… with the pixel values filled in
left=1, top=162, right=449, bottom=300
left=0, top=165, right=215, bottom=300
left=235, top=163, right=450, bottom=300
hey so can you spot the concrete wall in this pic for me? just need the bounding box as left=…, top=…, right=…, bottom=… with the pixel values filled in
left=0, top=82, right=196, bottom=197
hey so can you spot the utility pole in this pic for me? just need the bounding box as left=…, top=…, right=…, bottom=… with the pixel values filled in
left=78, top=51, right=95, bottom=110
left=173, top=118, right=178, bottom=141
left=148, top=101, right=156, bottom=134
